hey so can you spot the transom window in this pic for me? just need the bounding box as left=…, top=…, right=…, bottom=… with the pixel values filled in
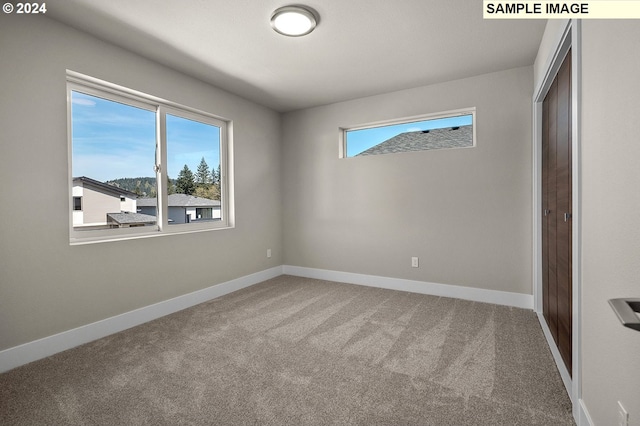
left=341, top=108, right=475, bottom=158
left=67, top=71, right=232, bottom=244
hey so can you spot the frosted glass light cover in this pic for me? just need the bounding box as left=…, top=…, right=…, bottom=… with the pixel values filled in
left=271, top=6, right=318, bottom=36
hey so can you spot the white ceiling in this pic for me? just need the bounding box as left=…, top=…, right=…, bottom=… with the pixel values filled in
left=47, top=0, right=547, bottom=112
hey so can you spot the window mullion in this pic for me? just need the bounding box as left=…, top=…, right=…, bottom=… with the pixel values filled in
left=157, top=106, right=169, bottom=231
left=220, top=123, right=230, bottom=224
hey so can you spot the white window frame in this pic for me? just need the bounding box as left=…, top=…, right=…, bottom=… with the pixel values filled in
left=67, top=71, right=233, bottom=245
left=339, top=107, right=476, bottom=158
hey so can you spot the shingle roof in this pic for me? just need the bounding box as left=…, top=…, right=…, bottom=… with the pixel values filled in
left=73, top=176, right=139, bottom=198
left=137, top=194, right=221, bottom=208
left=356, top=125, right=473, bottom=156
left=106, top=212, right=157, bottom=225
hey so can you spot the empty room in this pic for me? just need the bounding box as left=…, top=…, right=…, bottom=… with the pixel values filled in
left=0, top=1, right=639, bottom=425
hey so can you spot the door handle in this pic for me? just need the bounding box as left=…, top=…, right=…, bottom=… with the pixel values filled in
left=544, top=209, right=551, bottom=216
left=564, top=212, right=572, bottom=222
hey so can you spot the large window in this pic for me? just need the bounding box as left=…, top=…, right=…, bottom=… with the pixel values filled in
left=68, top=72, right=232, bottom=243
left=341, top=108, right=475, bottom=158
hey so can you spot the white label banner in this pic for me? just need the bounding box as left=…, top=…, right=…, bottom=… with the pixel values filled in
left=484, top=1, right=640, bottom=19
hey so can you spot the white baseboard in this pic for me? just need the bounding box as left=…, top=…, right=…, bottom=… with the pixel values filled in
left=537, top=311, right=590, bottom=426
left=536, top=312, right=572, bottom=396
left=283, top=265, right=534, bottom=309
left=0, top=265, right=534, bottom=374
left=578, top=399, right=593, bottom=426
left=0, top=266, right=284, bottom=374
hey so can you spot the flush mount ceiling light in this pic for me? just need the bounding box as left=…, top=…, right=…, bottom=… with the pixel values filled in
left=270, top=5, right=319, bottom=37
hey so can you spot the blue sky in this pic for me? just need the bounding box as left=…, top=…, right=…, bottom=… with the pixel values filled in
left=346, top=114, right=473, bottom=157
left=166, top=114, right=220, bottom=180
left=72, top=91, right=220, bottom=182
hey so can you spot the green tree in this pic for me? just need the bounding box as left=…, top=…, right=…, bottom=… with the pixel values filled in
left=211, top=165, right=220, bottom=186
left=175, top=164, right=195, bottom=195
left=212, top=164, right=221, bottom=199
left=167, top=175, right=176, bottom=195
left=196, top=157, right=211, bottom=185
left=194, top=184, right=220, bottom=200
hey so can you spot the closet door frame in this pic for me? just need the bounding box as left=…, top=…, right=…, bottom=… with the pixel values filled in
left=532, top=19, right=582, bottom=423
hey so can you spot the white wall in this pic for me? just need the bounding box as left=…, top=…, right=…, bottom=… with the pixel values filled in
left=0, top=15, right=282, bottom=351
left=72, top=185, right=83, bottom=226
left=121, top=197, right=136, bottom=214
left=82, top=186, right=121, bottom=225
left=282, top=66, right=533, bottom=294
left=580, top=20, right=640, bottom=426
left=533, top=19, right=570, bottom=90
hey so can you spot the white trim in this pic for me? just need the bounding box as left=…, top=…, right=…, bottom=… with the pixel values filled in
left=0, top=266, right=283, bottom=373
left=570, top=24, right=583, bottom=422
left=533, top=22, right=572, bottom=102
left=537, top=313, right=572, bottom=394
left=342, top=107, right=476, bottom=132
left=67, top=70, right=229, bottom=122
left=283, top=265, right=533, bottom=309
left=533, top=97, right=544, bottom=313
left=578, top=399, right=594, bottom=426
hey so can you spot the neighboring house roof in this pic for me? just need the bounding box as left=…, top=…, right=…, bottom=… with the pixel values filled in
left=73, top=176, right=139, bottom=198
left=137, top=193, right=221, bottom=208
left=106, top=212, right=157, bottom=225
left=356, top=125, right=473, bottom=156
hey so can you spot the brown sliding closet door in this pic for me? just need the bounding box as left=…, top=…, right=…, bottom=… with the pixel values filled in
left=542, top=49, right=572, bottom=374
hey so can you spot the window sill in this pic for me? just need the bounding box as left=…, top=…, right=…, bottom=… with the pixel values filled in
left=70, top=224, right=234, bottom=245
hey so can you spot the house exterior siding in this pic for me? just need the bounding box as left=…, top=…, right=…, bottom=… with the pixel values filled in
left=72, top=178, right=139, bottom=228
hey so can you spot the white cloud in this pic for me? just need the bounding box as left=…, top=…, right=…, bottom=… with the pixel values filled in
left=72, top=97, right=96, bottom=107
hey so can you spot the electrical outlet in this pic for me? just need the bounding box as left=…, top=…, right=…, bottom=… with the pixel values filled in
left=411, top=257, right=419, bottom=268
left=618, top=401, right=628, bottom=426
left=267, top=248, right=272, bottom=258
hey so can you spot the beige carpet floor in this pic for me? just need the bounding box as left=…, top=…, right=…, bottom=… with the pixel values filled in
left=0, top=275, right=574, bottom=425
